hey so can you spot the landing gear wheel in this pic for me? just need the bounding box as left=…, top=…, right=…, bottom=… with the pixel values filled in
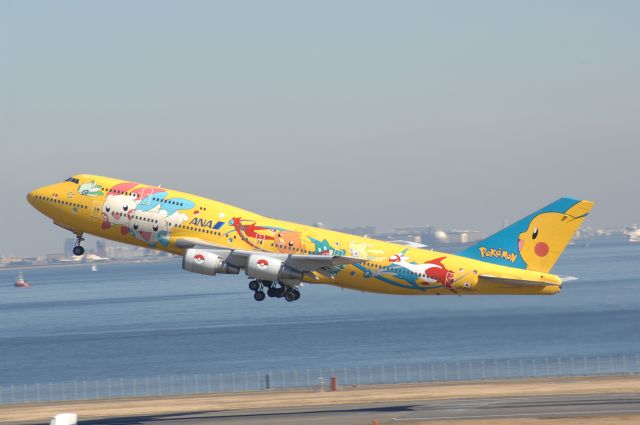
left=254, top=291, right=266, bottom=302
left=267, top=287, right=277, bottom=298
left=285, top=290, right=297, bottom=302
left=275, top=287, right=285, bottom=298
left=73, top=233, right=85, bottom=256
left=248, top=280, right=260, bottom=291
left=292, top=289, right=301, bottom=300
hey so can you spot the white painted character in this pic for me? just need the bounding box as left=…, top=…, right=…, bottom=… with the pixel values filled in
left=165, top=210, right=189, bottom=230
left=128, top=207, right=169, bottom=247
left=128, top=190, right=196, bottom=246
left=101, top=182, right=139, bottom=234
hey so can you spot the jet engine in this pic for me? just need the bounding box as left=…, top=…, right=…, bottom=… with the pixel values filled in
left=182, top=249, right=240, bottom=276
left=245, top=253, right=303, bottom=286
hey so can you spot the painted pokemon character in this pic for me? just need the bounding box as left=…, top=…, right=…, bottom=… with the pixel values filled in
left=128, top=207, right=170, bottom=247
left=88, top=181, right=194, bottom=246
left=127, top=189, right=194, bottom=247
left=368, top=250, right=456, bottom=292
left=459, top=198, right=593, bottom=273
left=101, top=182, right=138, bottom=233
left=309, top=238, right=335, bottom=255
left=420, top=257, right=455, bottom=288
left=273, top=230, right=305, bottom=253
left=77, top=181, right=103, bottom=197
left=225, top=217, right=279, bottom=247
left=348, top=242, right=385, bottom=261
left=516, top=201, right=591, bottom=272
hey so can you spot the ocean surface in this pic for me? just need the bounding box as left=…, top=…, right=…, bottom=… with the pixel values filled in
left=1, top=240, right=640, bottom=386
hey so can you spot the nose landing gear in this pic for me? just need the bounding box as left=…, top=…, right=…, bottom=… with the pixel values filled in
left=72, top=233, right=85, bottom=256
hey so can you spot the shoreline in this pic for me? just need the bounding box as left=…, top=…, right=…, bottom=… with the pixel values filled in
left=0, top=256, right=179, bottom=272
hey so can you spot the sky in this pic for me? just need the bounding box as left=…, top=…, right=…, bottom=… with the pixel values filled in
left=1, top=1, right=639, bottom=256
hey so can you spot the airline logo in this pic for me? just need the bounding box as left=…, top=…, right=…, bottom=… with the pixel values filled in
left=257, top=258, right=269, bottom=269
left=194, top=253, right=206, bottom=264
left=190, top=218, right=225, bottom=230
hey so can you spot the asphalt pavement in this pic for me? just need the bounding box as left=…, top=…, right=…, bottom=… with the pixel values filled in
left=70, top=393, right=640, bottom=425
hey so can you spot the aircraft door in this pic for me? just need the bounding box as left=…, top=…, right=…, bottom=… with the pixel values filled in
left=256, top=233, right=266, bottom=248
left=91, top=201, right=102, bottom=220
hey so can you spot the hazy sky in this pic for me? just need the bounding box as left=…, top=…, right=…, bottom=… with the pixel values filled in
left=1, top=1, right=638, bottom=256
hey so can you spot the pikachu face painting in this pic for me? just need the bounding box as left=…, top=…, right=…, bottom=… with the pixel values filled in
left=517, top=201, right=593, bottom=272
left=460, top=198, right=593, bottom=273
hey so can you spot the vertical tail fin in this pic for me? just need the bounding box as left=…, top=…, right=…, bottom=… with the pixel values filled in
left=458, top=198, right=594, bottom=273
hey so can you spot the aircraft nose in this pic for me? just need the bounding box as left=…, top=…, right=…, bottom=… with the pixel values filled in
left=26, top=187, right=46, bottom=207
left=26, top=190, right=36, bottom=205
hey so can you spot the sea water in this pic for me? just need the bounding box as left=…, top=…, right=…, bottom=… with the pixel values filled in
left=1, top=240, right=639, bottom=385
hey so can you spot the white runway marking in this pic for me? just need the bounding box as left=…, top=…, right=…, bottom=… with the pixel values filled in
left=392, top=408, right=640, bottom=421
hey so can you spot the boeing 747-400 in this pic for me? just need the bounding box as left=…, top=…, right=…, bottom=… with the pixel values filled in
left=27, top=175, right=593, bottom=302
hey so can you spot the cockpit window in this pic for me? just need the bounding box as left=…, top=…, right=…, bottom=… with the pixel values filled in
left=64, top=177, right=80, bottom=184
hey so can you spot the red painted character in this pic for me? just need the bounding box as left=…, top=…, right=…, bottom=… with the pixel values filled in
left=423, top=257, right=456, bottom=289
left=228, top=217, right=275, bottom=241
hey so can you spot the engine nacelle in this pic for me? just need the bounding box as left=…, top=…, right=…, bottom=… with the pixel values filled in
left=183, top=249, right=240, bottom=276
left=246, top=254, right=304, bottom=286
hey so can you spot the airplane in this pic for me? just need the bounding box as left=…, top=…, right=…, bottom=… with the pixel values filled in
left=27, top=175, right=594, bottom=302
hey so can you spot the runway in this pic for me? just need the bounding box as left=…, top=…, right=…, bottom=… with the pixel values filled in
left=76, top=393, right=640, bottom=425
left=5, top=376, right=640, bottom=424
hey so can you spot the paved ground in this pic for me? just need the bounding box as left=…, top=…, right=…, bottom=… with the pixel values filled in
left=4, top=376, right=640, bottom=424
left=74, top=393, right=640, bottom=425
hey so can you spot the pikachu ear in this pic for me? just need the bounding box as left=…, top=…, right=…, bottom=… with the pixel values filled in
left=566, top=200, right=594, bottom=221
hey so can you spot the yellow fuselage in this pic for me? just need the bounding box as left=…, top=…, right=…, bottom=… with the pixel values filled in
left=27, top=175, right=561, bottom=295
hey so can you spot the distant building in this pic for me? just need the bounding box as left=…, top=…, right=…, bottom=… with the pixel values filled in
left=63, top=238, right=75, bottom=257
left=375, top=225, right=485, bottom=246
left=96, top=240, right=107, bottom=258
left=442, top=230, right=486, bottom=244
left=380, top=225, right=437, bottom=244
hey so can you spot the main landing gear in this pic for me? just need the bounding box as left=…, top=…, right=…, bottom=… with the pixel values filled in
left=249, top=280, right=301, bottom=302
left=72, top=233, right=85, bottom=256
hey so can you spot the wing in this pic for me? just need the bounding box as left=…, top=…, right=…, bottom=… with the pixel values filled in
left=175, top=237, right=229, bottom=250
left=175, top=237, right=364, bottom=278
left=387, top=240, right=428, bottom=248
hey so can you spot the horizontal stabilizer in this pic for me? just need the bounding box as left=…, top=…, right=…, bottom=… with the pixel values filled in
left=387, top=240, right=428, bottom=248
left=559, top=275, right=579, bottom=283
left=478, top=275, right=559, bottom=287
left=175, top=237, right=229, bottom=250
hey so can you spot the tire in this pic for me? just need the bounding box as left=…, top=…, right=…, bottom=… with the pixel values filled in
left=248, top=280, right=260, bottom=291
left=254, top=291, right=266, bottom=302
left=72, top=246, right=85, bottom=256
left=267, top=287, right=276, bottom=298
left=285, top=291, right=297, bottom=302
left=292, top=289, right=301, bottom=300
